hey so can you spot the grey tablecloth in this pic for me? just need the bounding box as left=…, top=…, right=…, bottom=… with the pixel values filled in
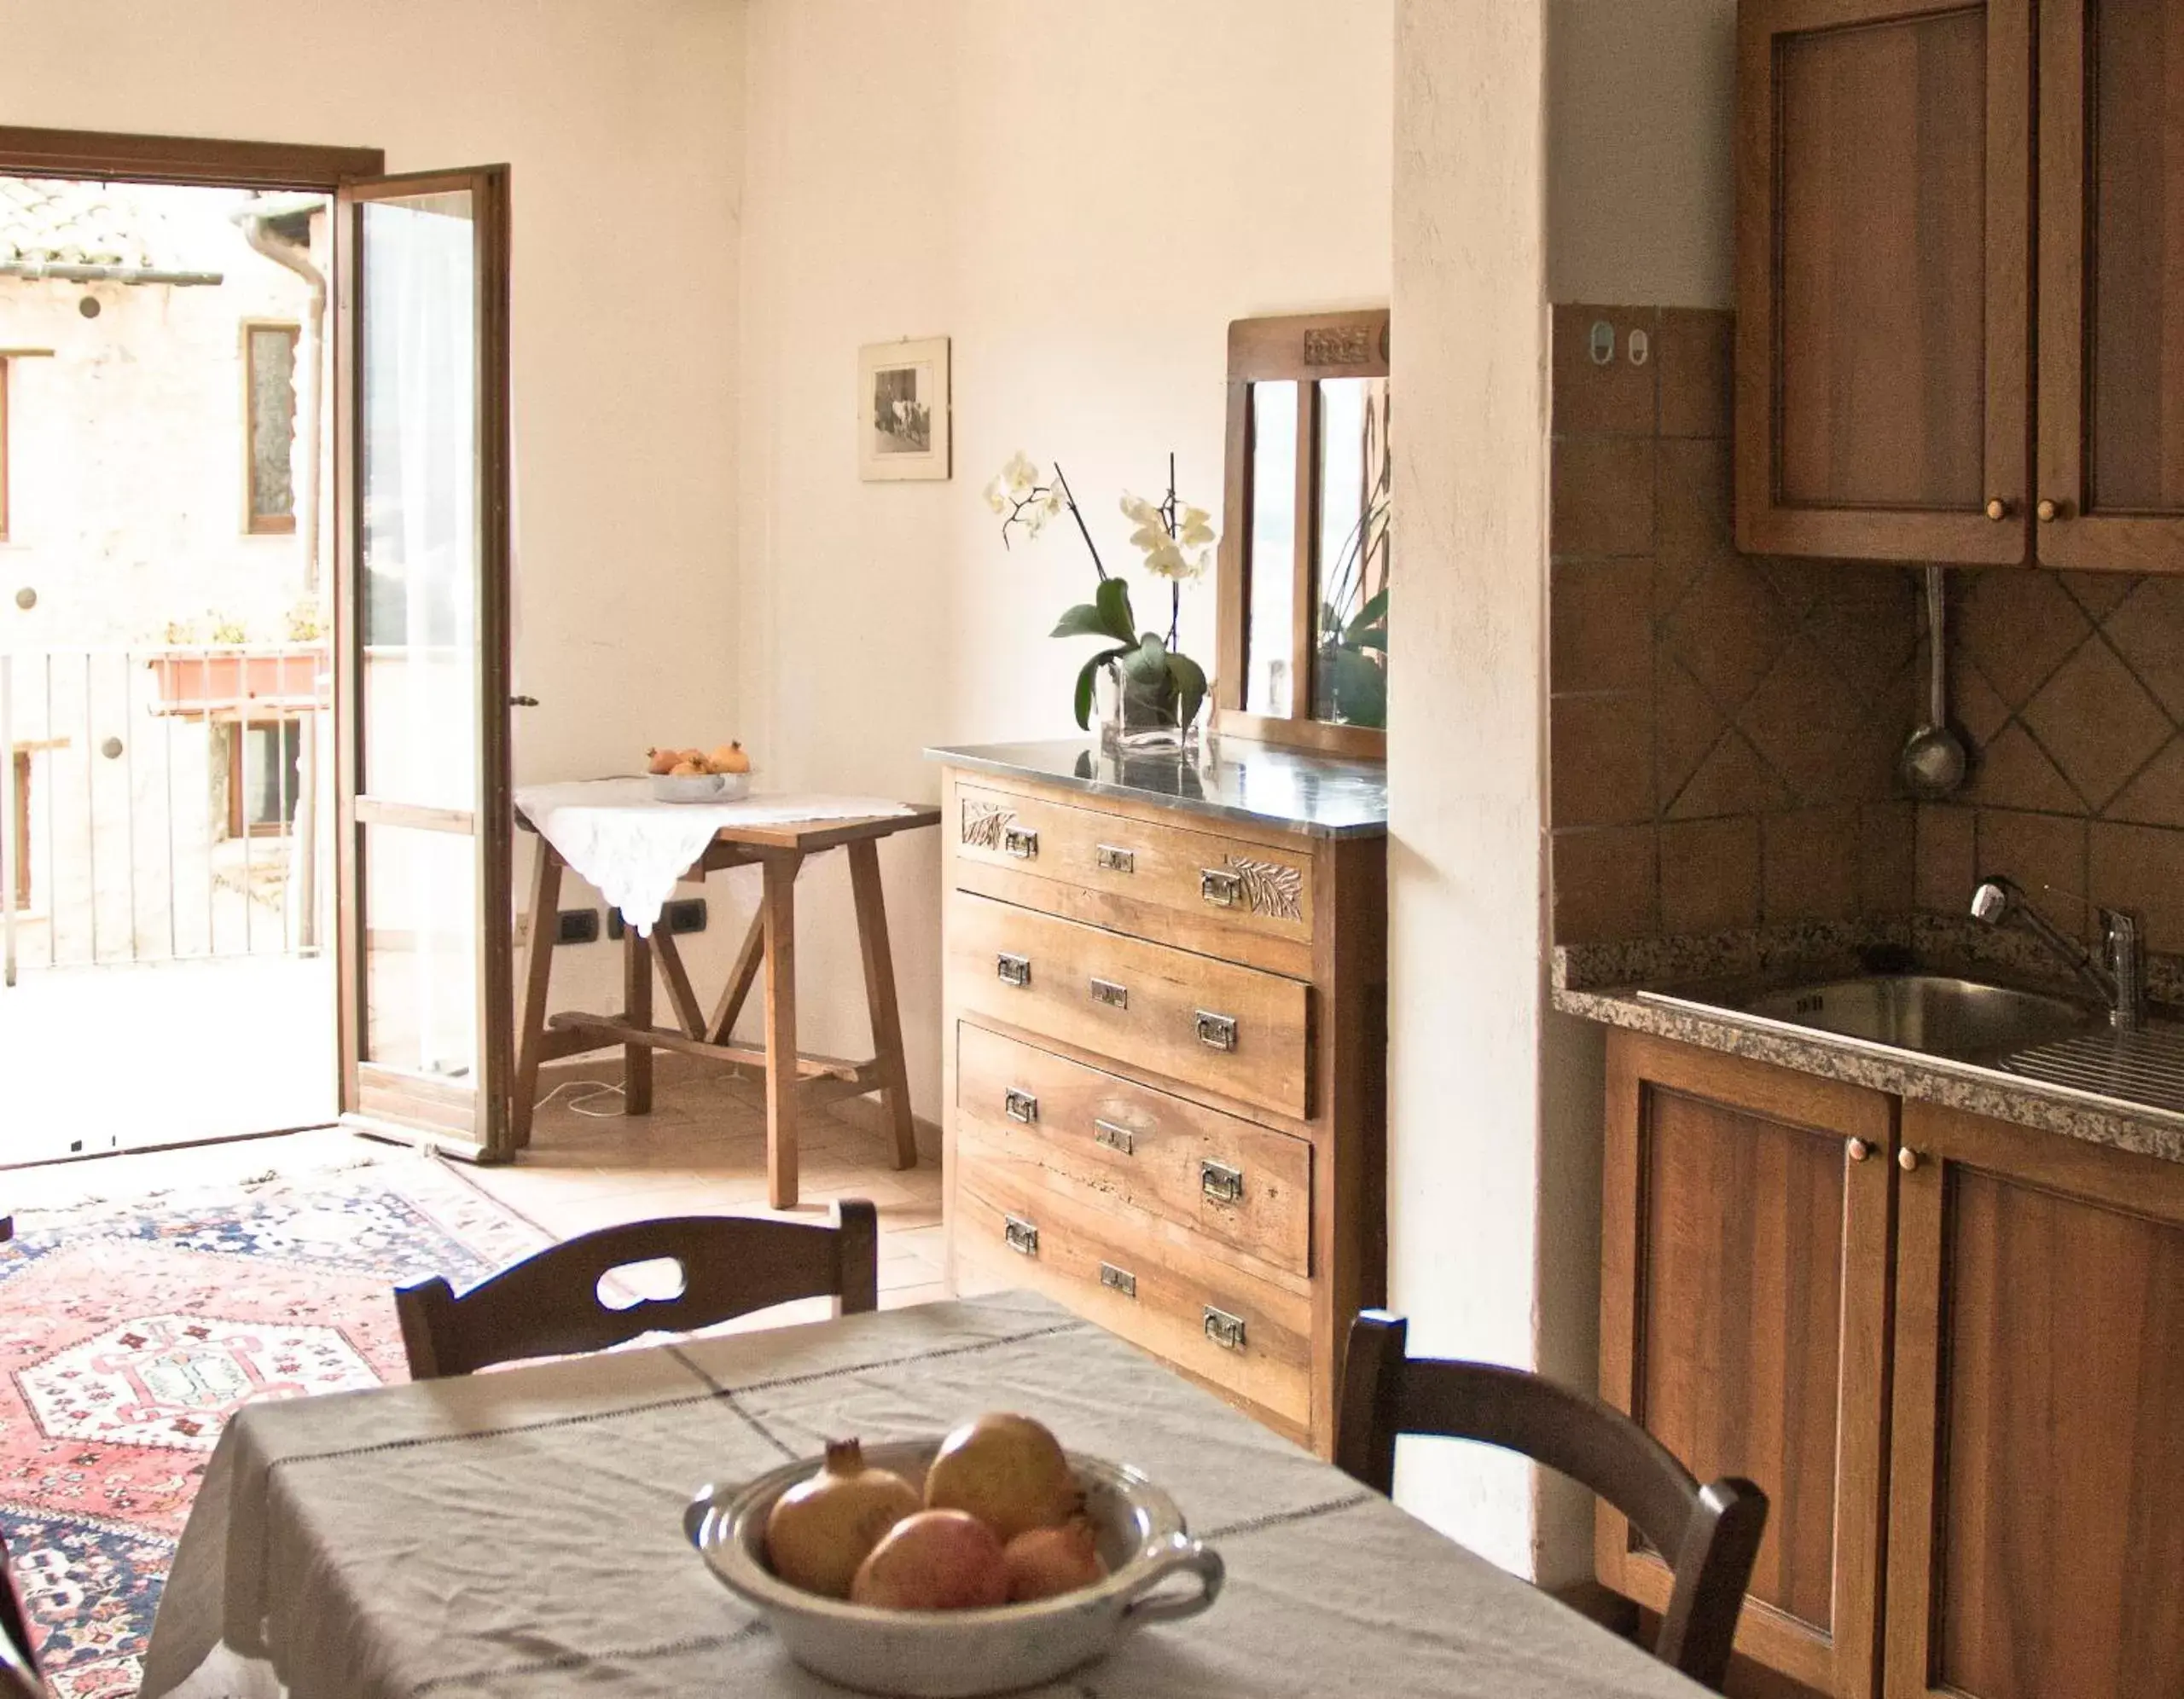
left=141, top=1292, right=1704, bottom=1698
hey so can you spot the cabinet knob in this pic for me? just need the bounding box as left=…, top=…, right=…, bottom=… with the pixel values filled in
left=2036, top=499, right=2060, bottom=523
left=1984, top=496, right=2010, bottom=522
left=1846, top=1138, right=1870, bottom=1163
left=1898, top=1146, right=1921, bottom=1173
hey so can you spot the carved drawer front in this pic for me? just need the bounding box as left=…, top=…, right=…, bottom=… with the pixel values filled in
left=953, top=1151, right=1312, bottom=1429
left=950, top=891, right=1310, bottom=1119
left=955, top=783, right=1314, bottom=954
left=955, top=1022, right=1312, bottom=1278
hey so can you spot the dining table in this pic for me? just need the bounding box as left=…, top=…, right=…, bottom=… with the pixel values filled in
left=140, top=1290, right=1708, bottom=1699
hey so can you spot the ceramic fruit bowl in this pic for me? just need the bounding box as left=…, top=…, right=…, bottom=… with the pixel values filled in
left=649, top=772, right=751, bottom=803
left=685, top=1440, right=1223, bottom=1697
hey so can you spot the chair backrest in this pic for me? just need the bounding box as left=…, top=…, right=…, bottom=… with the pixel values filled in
left=0, top=1528, right=44, bottom=1698
left=1335, top=1311, right=1767, bottom=1692
left=396, top=1201, right=880, bottom=1380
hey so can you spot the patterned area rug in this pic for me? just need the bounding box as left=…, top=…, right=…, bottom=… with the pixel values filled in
left=0, top=1157, right=547, bottom=1697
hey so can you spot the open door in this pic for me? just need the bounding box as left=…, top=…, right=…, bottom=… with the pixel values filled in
left=334, top=166, right=514, bottom=1160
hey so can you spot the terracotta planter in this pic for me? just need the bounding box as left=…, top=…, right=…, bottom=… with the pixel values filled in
left=149, top=646, right=329, bottom=716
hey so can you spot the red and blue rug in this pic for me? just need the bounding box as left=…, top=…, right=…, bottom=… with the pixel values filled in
left=0, top=1157, right=545, bottom=1697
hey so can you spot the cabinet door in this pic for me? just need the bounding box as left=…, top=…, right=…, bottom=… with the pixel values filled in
left=1736, top=0, right=2031, bottom=564
left=1885, top=1101, right=2184, bottom=1699
left=1599, top=1031, right=1894, bottom=1699
left=2036, top=0, right=2184, bottom=572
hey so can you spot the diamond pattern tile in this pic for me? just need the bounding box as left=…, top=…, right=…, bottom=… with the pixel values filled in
left=2021, top=639, right=2173, bottom=810
left=1955, top=569, right=2091, bottom=709
left=2104, top=578, right=2184, bottom=720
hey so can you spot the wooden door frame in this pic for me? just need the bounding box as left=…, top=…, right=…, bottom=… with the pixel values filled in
left=1598, top=1030, right=1896, bottom=1699
left=1733, top=0, right=2035, bottom=566
left=0, top=126, right=381, bottom=191
left=333, top=165, right=515, bottom=1163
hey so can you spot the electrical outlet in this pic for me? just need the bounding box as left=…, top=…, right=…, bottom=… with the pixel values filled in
left=665, top=897, right=707, bottom=936
left=607, top=910, right=624, bottom=942
left=556, top=907, right=601, bottom=945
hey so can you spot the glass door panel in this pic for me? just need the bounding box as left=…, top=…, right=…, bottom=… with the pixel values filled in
left=336, top=167, right=512, bottom=1154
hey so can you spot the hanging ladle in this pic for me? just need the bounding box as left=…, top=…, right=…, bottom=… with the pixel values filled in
left=1900, top=565, right=1968, bottom=798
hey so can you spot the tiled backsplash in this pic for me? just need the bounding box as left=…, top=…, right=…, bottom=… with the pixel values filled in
left=1549, top=304, right=1919, bottom=946
left=1918, top=570, right=2184, bottom=953
left=1550, top=304, right=2184, bottom=963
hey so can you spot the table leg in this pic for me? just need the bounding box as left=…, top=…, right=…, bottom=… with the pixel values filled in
left=706, top=902, right=770, bottom=1045
left=509, top=840, right=564, bottom=1149
left=762, top=852, right=799, bottom=1209
left=624, top=925, right=653, bottom=1116
left=848, top=838, right=919, bottom=1171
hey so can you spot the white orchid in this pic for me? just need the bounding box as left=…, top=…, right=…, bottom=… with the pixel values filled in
left=1121, top=491, right=1215, bottom=581
left=1179, top=506, right=1216, bottom=549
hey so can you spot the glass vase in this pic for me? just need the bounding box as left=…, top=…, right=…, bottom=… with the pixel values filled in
left=1096, top=660, right=1205, bottom=756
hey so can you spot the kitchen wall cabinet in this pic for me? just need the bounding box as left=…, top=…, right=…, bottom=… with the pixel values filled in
left=1598, top=1031, right=1894, bottom=1699
left=1600, top=1029, right=2184, bottom=1697
left=1885, top=1099, right=2184, bottom=1699
left=1738, top=0, right=2184, bottom=575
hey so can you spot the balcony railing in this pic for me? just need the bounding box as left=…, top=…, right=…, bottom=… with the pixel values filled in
left=2, top=645, right=332, bottom=985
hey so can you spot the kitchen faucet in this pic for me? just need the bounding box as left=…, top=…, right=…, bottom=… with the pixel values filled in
left=1968, top=875, right=2146, bottom=1032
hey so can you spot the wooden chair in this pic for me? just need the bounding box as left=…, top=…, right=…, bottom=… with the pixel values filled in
left=1335, top=1311, right=1767, bottom=1692
left=0, top=1528, right=44, bottom=1699
left=396, top=1201, right=880, bottom=1380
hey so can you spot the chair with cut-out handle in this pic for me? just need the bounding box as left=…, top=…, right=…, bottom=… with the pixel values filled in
left=395, top=1201, right=880, bottom=1379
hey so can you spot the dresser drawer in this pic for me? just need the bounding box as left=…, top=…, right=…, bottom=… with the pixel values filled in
left=955, top=783, right=1314, bottom=952
left=953, top=1154, right=1312, bottom=1428
left=956, top=1023, right=1311, bottom=1278
left=949, top=891, right=1310, bottom=1119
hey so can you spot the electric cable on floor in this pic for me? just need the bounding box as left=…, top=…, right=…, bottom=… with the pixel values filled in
left=531, top=1077, right=628, bottom=1118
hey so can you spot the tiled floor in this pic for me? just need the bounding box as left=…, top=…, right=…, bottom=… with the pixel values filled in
left=3, top=1062, right=950, bottom=1310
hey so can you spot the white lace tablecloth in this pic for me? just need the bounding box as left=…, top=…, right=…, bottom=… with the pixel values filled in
left=139, top=1292, right=1706, bottom=1699
left=514, top=778, right=918, bottom=934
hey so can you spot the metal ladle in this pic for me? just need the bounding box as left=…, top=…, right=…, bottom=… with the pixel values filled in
left=1900, top=565, right=1968, bottom=798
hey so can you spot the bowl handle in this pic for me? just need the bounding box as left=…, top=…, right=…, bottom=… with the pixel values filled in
left=683, top=1485, right=720, bottom=1547
left=1120, top=1533, right=1224, bottom=1626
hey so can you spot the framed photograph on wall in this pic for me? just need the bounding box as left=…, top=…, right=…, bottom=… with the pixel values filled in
left=858, top=336, right=950, bottom=481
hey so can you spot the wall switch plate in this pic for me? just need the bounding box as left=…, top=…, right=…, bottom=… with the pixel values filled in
left=556, top=907, right=601, bottom=945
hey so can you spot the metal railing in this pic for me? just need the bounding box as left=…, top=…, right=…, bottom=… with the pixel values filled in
left=1, top=645, right=331, bottom=985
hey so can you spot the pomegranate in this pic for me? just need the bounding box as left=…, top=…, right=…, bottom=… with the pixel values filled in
left=922, top=1412, right=1081, bottom=1544
left=1002, top=1518, right=1108, bottom=1602
left=849, top=1510, right=1010, bottom=1610
left=764, top=1439, right=921, bottom=1598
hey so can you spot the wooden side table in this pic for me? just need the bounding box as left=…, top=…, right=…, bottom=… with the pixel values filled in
left=511, top=805, right=940, bottom=1208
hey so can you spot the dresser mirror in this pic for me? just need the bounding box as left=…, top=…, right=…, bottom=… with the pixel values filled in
left=1217, top=308, right=1390, bottom=758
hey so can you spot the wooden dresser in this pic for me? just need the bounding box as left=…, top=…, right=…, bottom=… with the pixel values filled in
left=932, top=739, right=1387, bottom=1455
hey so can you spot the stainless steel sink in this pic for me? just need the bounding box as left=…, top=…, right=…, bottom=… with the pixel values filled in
left=1721, top=974, right=2099, bottom=1060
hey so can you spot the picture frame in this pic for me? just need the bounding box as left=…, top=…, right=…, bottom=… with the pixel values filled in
left=858, top=335, right=951, bottom=481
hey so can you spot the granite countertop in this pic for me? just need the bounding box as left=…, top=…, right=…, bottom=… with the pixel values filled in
left=926, top=737, right=1389, bottom=838
left=1554, top=918, right=2184, bottom=1167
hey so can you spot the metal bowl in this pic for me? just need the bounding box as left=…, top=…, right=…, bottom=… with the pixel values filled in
left=686, top=1441, right=1223, bottom=1697
left=648, top=771, right=751, bottom=803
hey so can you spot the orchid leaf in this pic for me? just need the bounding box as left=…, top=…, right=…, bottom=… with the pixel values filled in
left=1121, top=632, right=1172, bottom=686
left=1072, top=645, right=1130, bottom=730
left=1051, top=602, right=1113, bottom=640
left=1166, top=649, right=1209, bottom=728
left=1095, top=577, right=1139, bottom=646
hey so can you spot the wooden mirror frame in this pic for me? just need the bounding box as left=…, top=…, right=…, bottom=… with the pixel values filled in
left=1215, top=308, right=1390, bottom=760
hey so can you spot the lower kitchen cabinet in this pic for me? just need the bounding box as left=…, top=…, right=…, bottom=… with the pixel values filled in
left=1600, top=1029, right=2184, bottom=1699
left=1885, top=1099, right=2184, bottom=1699
left=1598, top=1031, right=1894, bottom=1699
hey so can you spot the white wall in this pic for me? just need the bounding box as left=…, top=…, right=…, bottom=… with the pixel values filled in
left=0, top=0, right=746, bottom=1010
left=1386, top=0, right=1556, bottom=1577
left=736, top=0, right=1393, bottom=1116
left=1548, top=0, right=1737, bottom=309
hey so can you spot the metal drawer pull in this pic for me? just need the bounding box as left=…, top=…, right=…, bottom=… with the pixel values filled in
left=1095, top=844, right=1136, bottom=874
left=996, top=953, right=1031, bottom=988
left=1203, top=1307, right=1247, bottom=1350
left=1194, top=1011, right=1238, bottom=1052
left=1002, top=826, right=1039, bottom=860
left=1200, top=868, right=1243, bottom=907
left=1003, top=1215, right=1039, bottom=1256
left=1092, top=1119, right=1136, bottom=1156
left=1199, top=1161, right=1245, bottom=1204
left=1090, top=977, right=1129, bottom=1010
left=1099, top=1262, right=1137, bottom=1299
left=1002, top=1088, right=1039, bottom=1124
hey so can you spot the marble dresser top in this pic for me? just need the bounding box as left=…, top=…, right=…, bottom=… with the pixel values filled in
left=926, top=737, right=1389, bottom=838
